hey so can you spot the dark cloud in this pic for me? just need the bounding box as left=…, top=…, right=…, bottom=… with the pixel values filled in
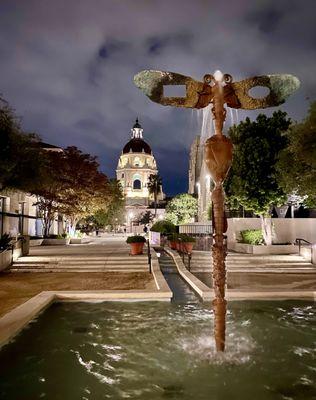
left=0, top=0, right=315, bottom=195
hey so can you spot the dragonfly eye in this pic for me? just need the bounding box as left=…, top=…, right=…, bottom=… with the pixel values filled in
left=223, top=74, right=233, bottom=83
left=203, top=74, right=214, bottom=84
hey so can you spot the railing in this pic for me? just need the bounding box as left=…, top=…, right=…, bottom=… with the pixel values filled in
left=179, top=223, right=212, bottom=235
left=295, top=238, right=313, bottom=263
left=146, top=239, right=152, bottom=273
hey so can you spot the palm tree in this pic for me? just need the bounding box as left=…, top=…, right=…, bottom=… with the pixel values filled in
left=147, top=174, right=162, bottom=217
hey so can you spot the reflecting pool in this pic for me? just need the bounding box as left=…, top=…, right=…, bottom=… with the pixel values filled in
left=0, top=300, right=315, bottom=399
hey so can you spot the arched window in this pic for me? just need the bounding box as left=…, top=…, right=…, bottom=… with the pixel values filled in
left=133, top=179, right=141, bottom=190
left=134, top=157, right=141, bottom=167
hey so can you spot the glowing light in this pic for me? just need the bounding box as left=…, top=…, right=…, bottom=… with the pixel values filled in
left=214, top=70, right=223, bottom=82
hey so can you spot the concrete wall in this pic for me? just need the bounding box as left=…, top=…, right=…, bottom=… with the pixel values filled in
left=227, top=218, right=316, bottom=244
left=1, top=191, right=61, bottom=237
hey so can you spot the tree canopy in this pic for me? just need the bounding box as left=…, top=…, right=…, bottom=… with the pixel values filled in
left=165, top=193, right=198, bottom=225
left=0, top=98, right=45, bottom=192
left=225, top=111, right=291, bottom=216
left=33, top=146, right=114, bottom=236
left=276, top=102, right=316, bottom=208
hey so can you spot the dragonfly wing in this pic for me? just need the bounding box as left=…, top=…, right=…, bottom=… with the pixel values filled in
left=134, top=70, right=205, bottom=108
left=231, top=74, right=300, bottom=110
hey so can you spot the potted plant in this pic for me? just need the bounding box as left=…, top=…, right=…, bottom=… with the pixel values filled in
left=180, top=234, right=196, bottom=253
left=0, top=233, right=12, bottom=252
left=126, top=235, right=146, bottom=255
left=167, top=233, right=178, bottom=250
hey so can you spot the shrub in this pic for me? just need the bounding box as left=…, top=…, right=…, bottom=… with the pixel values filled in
left=126, top=235, right=146, bottom=244
left=0, top=233, right=12, bottom=251
left=240, top=229, right=264, bottom=245
left=151, top=220, right=176, bottom=235
left=167, top=233, right=179, bottom=241
left=179, top=234, right=196, bottom=243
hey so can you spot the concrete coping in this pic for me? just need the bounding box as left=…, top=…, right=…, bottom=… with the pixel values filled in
left=151, top=251, right=173, bottom=296
left=164, top=247, right=213, bottom=301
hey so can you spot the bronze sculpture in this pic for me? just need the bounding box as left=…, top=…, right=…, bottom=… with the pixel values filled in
left=134, top=69, right=299, bottom=351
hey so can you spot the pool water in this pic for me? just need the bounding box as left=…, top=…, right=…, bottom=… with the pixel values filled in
left=0, top=301, right=315, bottom=400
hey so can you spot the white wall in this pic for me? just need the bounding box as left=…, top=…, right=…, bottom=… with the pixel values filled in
left=227, top=218, right=316, bottom=244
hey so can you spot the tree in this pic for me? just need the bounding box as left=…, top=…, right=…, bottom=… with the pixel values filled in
left=136, top=210, right=154, bottom=225
left=165, top=193, right=198, bottom=225
left=33, top=147, right=113, bottom=236
left=0, top=97, right=45, bottom=192
left=91, top=180, right=125, bottom=229
left=147, top=174, right=162, bottom=217
left=276, top=102, right=316, bottom=208
left=225, top=111, right=291, bottom=244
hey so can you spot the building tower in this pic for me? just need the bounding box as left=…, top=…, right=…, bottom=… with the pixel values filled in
left=116, top=119, right=164, bottom=225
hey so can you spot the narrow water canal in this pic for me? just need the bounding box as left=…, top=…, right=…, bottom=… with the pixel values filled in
left=155, top=248, right=199, bottom=303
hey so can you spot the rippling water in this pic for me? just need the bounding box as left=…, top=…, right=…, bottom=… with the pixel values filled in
left=0, top=301, right=315, bottom=399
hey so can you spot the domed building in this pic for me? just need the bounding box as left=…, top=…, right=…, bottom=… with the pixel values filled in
left=116, top=119, right=164, bottom=228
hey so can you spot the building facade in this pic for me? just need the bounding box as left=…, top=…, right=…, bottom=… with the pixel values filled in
left=0, top=142, right=64, bottom=238
left=116, top=119, right=165, bottom=230
left=188, top=135, right=213, bottom=222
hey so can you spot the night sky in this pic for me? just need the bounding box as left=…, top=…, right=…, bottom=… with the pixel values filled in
left=0, top=0, right=315, bottom=195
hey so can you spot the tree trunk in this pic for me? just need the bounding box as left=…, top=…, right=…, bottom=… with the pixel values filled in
left=260, top=215, right=272, bottom=245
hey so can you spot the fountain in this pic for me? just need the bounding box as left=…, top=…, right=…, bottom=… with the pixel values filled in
left=134, top=69, right=300, bottom=351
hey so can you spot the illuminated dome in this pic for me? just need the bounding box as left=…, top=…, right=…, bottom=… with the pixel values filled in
left=122, top=118, right=152, bottom=154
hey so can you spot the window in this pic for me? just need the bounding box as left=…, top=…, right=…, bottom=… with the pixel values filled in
left=122, top=173, right=124, bottom=178
left=134, top=157, right=141, bottom=167
left=133, top=179, right=141, bottom=190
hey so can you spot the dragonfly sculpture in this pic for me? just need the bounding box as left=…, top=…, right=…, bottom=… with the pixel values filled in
left=134, top=69, right=300, bottom=351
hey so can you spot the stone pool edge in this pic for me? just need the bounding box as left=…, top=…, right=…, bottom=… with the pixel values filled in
left=165, top=247, right=316, bottom=303
left=0, top=255, right=173, bottom=349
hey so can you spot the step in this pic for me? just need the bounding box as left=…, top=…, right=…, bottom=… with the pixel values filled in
left=10, top=264, right=148, bottom=270
left=10, top=268, right=147, bottom=273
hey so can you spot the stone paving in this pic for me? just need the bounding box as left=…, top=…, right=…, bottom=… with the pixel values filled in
left=0, top=235, right=154, bottom=317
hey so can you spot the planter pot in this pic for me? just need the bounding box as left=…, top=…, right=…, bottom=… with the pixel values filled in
left=184, top=242, right=194, bottom=253
left=228, top=242, right=297, bottom=254
left=0, top=249, right=12, bottom=271
left=30, top=239, right=43, bottom=247
left=21, top=236, right=30, bottom=256
left=129, top=242, right=145, bottom=255
left=42, top=238, right=70, bottom=246
left=169, top=241, right=177, bottom=250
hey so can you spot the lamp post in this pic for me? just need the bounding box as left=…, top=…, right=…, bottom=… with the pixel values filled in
left=134, top=69, right=299, bottom=351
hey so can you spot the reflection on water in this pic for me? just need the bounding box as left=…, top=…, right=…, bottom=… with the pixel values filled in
left=0, top=301, right=315, bottom=400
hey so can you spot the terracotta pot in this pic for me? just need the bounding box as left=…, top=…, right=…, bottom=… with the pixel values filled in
left=129, top=242, right=144, bottom=255
left=169, top=241, right=177, bottom=250
left=184, top=242, right=194, bottom=253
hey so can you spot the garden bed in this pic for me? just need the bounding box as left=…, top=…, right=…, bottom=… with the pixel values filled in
left=69, top=238, right=91, bottom=244
left=228, top=242, right=297, bottom=254
left=42, top=238, right=70, bottom=246
left=30, top=239, right=43, bottom=247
